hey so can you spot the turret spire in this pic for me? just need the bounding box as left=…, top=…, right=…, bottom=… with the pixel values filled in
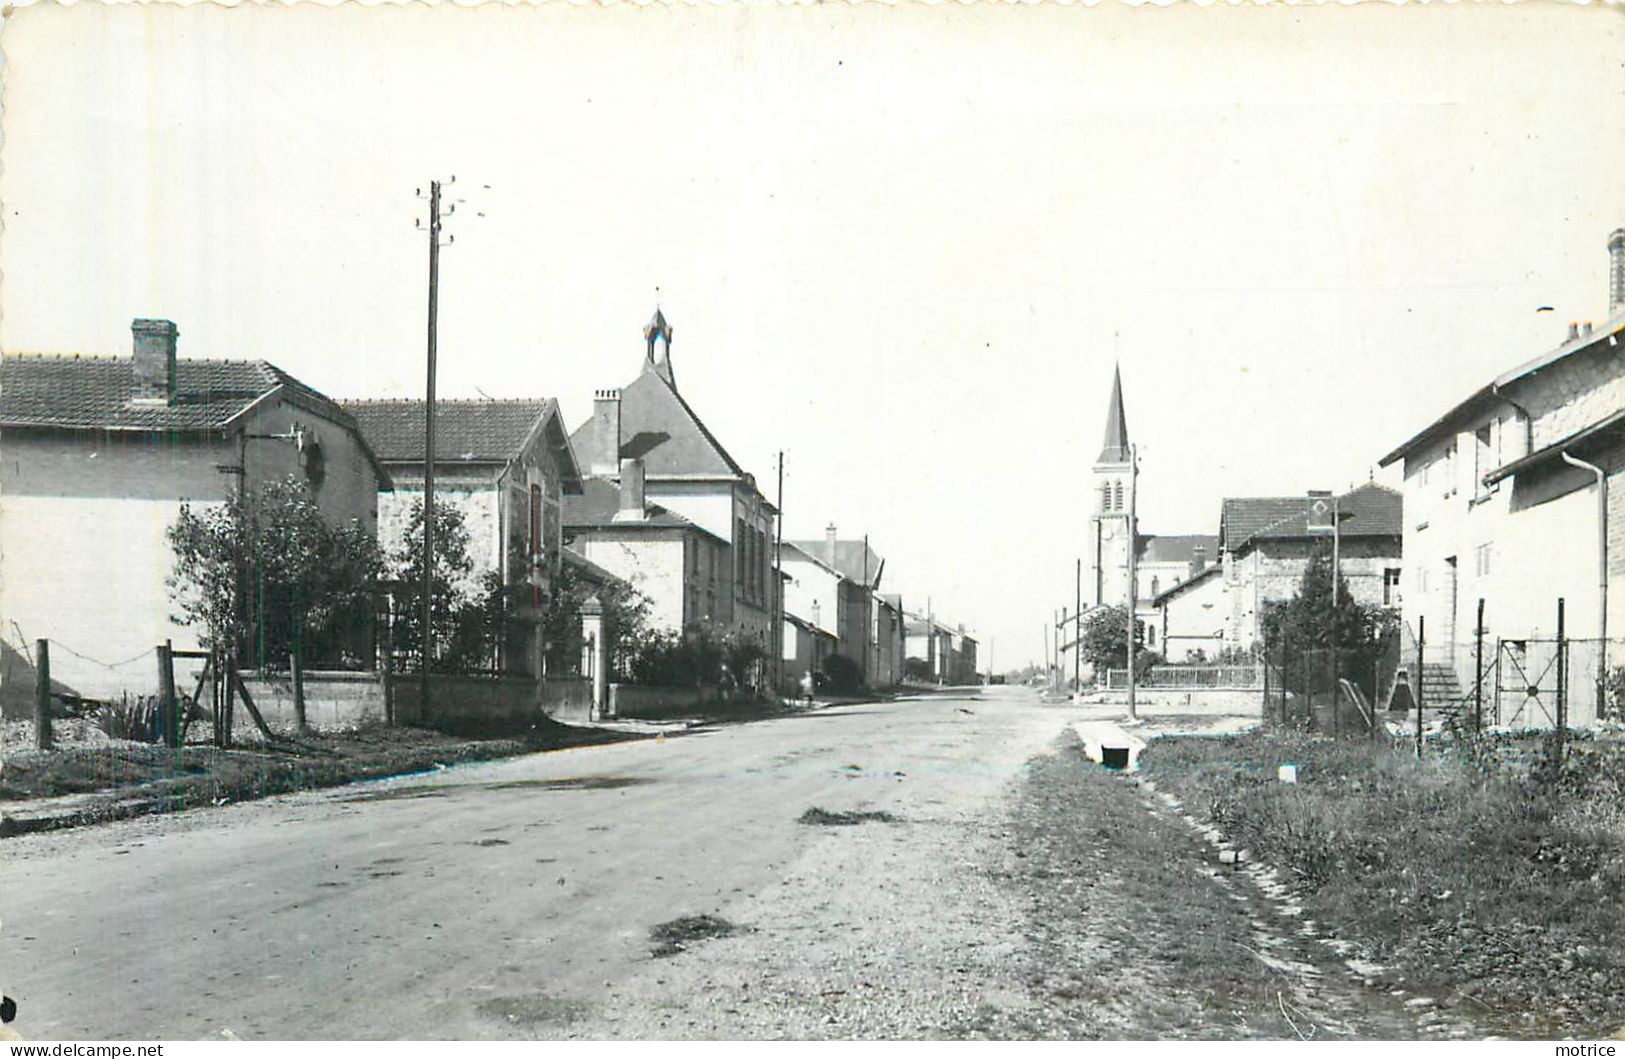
left=643, top=306, right=674, bottom=386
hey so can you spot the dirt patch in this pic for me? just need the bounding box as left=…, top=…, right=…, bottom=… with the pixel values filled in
left=797, top=807, right=898, bottom=827
left=481, top=776, right=651, bottom=792
left=476, top=995, right=588, bottom=1026
left=649, top=914, right=741, bottom=957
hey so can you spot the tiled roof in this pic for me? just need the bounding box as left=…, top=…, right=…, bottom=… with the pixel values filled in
left=1378, top=310, right=1625, bottom=467
left=562, top=478, right=726, bottom=542
left=560, top=545, right=631, bottom=590
left=0, top=354, right=330, bottom=431
left=1220, top=482, right=1402, bottom=552
left=341, top=398, right=555, bottom=464
left=570, top=360, right=747, bottom=480
left=785, top=538, right=884, bottom=588
left=1138, top=534, right=1218, bottom=565
left=1152, top=564, right=1221, bottom=606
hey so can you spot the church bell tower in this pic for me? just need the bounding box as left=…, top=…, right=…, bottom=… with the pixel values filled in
left=1088, top=364, right=1135, bottom=608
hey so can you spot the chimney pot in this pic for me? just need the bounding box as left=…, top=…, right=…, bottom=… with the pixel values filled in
left=131, top=318, right=178, bottom=403
left=589, top=389, right=622, bottom=477
left=1568, top=321, right=1580, bottom=342
left=1190, top=544, right=1207, bottom=576
left=825, top=523, right=838, bottom=565
left=1583, top=321, right=1594, bottom=336
left=613, top=457, right=646, bottom=521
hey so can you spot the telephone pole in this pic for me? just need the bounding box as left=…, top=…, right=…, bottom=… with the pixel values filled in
left=1126, top=443, right=1139, bottom=721
left=420, top=179, right=443, bottom=708
left=414, top=176, right=477, bottom=708
left=1074, top=557, right=1082, bottom=692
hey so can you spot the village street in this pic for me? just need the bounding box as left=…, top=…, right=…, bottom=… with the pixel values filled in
left=2, top=690, right=1477, bottom=1041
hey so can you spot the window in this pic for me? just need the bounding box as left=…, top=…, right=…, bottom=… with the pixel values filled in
left=1382, top=567, right=1402, bottom=606
left=1475, top=543, right=1492, bottom=578
left=1150, top=576, right=1161, bottom=598
left=1112, top=481, right=1124, bottom=511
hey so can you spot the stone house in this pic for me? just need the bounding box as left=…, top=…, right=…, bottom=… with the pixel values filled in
left=563, top=458, right=734, bottom=641
left=904, top=612, right=958, bottom=684
left=341, top=398, right=581, bottom=677
left=1152, top=564, right=1226, bottom=662
left=0, top=318, right=389, bottom=709
left=1218, top=483, right=1404, bottom=653
left=1377, top=228, right=1625, bottom=720
left=778, top=540, right=870, bottom=680
left=782, top=612, right=837, bottom=693
left=872, top=593, right=906, bottom=688
left=569, top=310, right=777, bottom=655
left=786, top=525, right=885, bottom=683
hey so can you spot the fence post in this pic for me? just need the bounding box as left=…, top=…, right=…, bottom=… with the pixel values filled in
left=157, top=640, right=180, bottom=749
left=1556, top=597, right=1567, bottom=757
left=34, top=638, right=52, bottom=750
left=1474, top=598, right=1485, bottom=735
left=1415, top=616, right=1425, bottom=761
left=1302, top=648, right=1313, bottom=731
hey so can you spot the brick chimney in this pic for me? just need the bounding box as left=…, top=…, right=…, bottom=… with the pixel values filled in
left=1609, top=228, right=1625, bottom=314
left=131, top=318, right=178, bottom=403
left=825, top=523, right=838, bottom=566
left=588, top=389, right=621, bottom=477
left=613, top=457, right=645, bottom=522
left=1190, top=544, right=1207, bottom=577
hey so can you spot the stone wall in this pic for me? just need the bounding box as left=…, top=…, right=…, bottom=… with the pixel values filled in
left=240, top=670, right=386, bottom=732
left=608, top=682, right=718, bottom=719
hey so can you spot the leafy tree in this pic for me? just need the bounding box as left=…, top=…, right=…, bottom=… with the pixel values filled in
left=722, top=631, right=769, bottom=693
left=541, top=553, right=650, bottom=677
left=168, top=476, right=382, bottom=669
left=1079, top=605, right=1132, bottom=671
left=387, top=499, right=495, bottom=673
left=1260, top=548, right=1394, bottom=702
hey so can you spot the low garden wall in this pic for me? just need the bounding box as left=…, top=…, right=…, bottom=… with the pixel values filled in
left=240, top=670, right=385, bottom=732
left=393, top=674, right=594, bottom=730
left=609, top=682, right=719, bottom=719
left=239, top=672, right=594, bottom=733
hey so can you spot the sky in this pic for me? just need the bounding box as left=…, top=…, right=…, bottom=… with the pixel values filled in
left=3, top=1, right=1623, bottom=670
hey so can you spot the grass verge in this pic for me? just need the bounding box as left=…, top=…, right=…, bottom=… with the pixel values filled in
left=0, top=720, right=644, bottom=837
left=1137, top=729, right=1625, bottom=1038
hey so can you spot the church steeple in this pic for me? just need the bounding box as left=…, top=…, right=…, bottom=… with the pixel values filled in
left=1097, top=362, right=1130, bottom=465
left=643, top=307, right=674, bottom=386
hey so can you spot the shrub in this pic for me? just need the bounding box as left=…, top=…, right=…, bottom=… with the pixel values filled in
left=820, top=652, right=864, bottom=693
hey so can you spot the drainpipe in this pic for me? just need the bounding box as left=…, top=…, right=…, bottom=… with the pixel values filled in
left=1560, top=450, right=1608, bottom=718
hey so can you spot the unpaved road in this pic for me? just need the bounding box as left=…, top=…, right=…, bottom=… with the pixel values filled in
left=0, top=689, right=1490, bottom=1040
left=2, top=689, right=1066, bottom=1039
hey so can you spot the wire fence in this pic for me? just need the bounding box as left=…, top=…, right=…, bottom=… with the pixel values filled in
left=1261, top=628, right=1624, bottom=735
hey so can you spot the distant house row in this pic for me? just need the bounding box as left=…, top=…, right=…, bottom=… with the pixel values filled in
left=0, top=309, right=978, bottom=710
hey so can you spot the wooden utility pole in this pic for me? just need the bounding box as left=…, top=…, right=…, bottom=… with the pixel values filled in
left=1331, top=496, right=1341, bottom=737
left=1126, top=443, right=1139, bottom=720
left=1074, top=558, right=1082, bottom=691
left=420, top=178, right=443, bottom=711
